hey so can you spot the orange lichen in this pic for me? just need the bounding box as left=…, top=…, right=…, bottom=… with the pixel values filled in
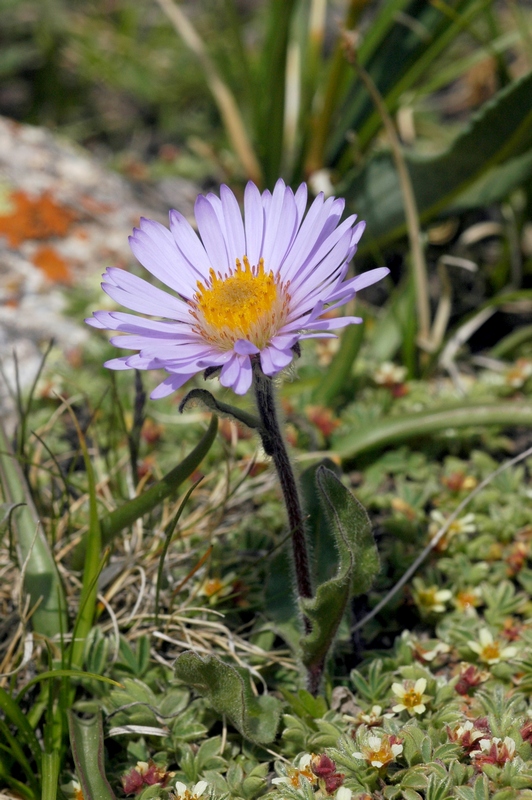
left=32, top=245, right=72, bottom=283
left=0, top=190, right=78, bottom=246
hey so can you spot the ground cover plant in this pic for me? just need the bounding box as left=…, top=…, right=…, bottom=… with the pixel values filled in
left=1, top=1, right=532, bottom=799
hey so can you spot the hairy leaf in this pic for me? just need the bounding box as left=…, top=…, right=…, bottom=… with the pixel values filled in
left=174, top=652, right=281, bottom=744
left=299, top=467, right=379, bottom=669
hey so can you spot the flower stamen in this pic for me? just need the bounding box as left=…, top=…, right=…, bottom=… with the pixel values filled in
left=192, top=256, right=291, bottom=349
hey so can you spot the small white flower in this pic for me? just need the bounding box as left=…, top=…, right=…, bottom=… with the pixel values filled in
left=60, top=780, right=84, bottom=800
left=353, top=734, right=403, bottom=767
left=357, top=704, right=394, bottom=724
left=336, top=787, right=352, bottom=800
left=173, top=780, right=209, bottom=800
left=430, top=510, right=476, bottom=537
left=271, top=754, right=315, bottom=788
left=392, top=677, right=430, bottom=715
left=412, top=579, right=452, bottom=614
left=374, top=361, right=407, bottom=386
left=468, top=628, right=517, bottom=664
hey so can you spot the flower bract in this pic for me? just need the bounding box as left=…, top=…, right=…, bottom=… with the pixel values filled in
left=86, top=180, right=388, bottom=396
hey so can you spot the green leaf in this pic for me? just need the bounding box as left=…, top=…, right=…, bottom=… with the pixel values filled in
left=332, top=401, right=532, bottom=460
left=299, top=467, right=379, bottom=670
left=174, top=652, right=281, bottom=744
left=280, top=688, right=328, bottom=720
left=0, top=421, right=67, bottom=639
left=264, top=459, right=342, bottom=628
left=0, top=684, right=42, bottom=772
left=68, top=711, right=116, bottom=800
left=344, top=71, right=532, bottom=244
left=311, top=321, right=366, bottom=406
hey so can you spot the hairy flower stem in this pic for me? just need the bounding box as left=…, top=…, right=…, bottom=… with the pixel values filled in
left=252, top=366, right=315, bottom=636
left=253, top=368, right=312, bottom=604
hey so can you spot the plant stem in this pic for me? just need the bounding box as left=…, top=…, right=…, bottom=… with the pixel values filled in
left=252, top=366, right=313, bottom=613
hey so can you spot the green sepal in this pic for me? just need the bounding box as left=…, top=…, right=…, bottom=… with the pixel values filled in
left=299, top=467, right=379, bottom=670
left=174, top=651, right=281, bottom=744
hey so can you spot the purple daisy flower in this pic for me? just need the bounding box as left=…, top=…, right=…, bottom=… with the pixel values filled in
left=86, top=180, right=388, bottom=397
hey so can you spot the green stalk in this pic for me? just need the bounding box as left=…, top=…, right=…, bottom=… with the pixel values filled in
left=67, top=416, right=102, bottom=669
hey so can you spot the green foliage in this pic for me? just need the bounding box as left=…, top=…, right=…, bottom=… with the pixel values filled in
left=345, top=71, right=532, bottom=244
left=174, top=652, right=282, bottom=744
left=299, top=467, right=379, bottom=670
left=68, top=711, right=117, bottom=800
left=0, top=420, right=67, bottom=639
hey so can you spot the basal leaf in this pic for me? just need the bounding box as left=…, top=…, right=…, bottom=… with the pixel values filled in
left=174, top=652, right=280, bottom=744
left=344, top=71, right=532, bottom=244
left=331, top=401, right=532, bottom=460
left=299, top=467, right=379, bottom=670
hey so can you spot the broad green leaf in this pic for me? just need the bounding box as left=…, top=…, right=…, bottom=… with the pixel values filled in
left=332, top=401, right=532, bottom=460
left=68, top=711, right=116, bottom=800
left=450, top=149, right=532, bottom=212
left=174, top=652, right=281, bottom=744
left=0, top=420, right=67, bottom=639
left=344, top=71, right=532, bottom=244
left=264, top=459, right=341, bottom=627
left=299, top=467, right=379, bottom=670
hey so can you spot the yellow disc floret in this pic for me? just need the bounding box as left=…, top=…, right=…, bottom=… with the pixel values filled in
left=191, top=256, right=290, bottom=349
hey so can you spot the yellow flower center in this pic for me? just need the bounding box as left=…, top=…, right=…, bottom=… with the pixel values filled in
left=369, top=742, right=393, bottom=765
left=191, top=257, right=290, bottom=349
left=481, top=643, right=501, bottom=662
left=401, top=688, right=422, bottom=709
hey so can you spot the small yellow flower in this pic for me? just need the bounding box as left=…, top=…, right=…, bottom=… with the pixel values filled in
left=392, top=678, right=431, bottom=715
left=505, top=359, right=532, bottom=388
left=353, top=734, right=403, bottom=767
left=429, top=511, right=476, bottom=550
left=468, top=628, right=517, bottom=665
